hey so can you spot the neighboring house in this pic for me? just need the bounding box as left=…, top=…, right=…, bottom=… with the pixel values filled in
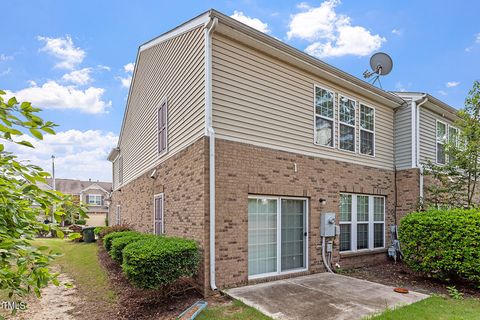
left=107, top=9, right=461, bottom=294
left=44, top=178, right=112, bottom=227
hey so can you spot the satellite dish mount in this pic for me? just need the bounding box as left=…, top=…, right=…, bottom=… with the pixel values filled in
left=363, top=52, right=393, bottom=88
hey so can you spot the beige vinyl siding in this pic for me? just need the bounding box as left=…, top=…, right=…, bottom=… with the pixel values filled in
left=394, top=104, right=413, bottom=169
left=112, top=157, right=119, bottom=190
left=118, top=27, right=205, bottom=186
left=212, top=34, right=394, bottom=169
left=419, top=105, right=455, bottom=164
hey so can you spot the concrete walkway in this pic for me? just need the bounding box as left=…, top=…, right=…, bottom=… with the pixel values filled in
left=227, top=273, right=428, bottom=320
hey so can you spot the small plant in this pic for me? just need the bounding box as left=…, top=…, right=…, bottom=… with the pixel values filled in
left=75, top=219, right=87, bottom=225
left=98, top=225, right=132, bottom=238
left=446, top=286, right=464, bottom=300
left=103, top=231, right=140, bottom=252
left=122, top=236, right=200, bottom=288
left=94, top=226, right=105, bottom=236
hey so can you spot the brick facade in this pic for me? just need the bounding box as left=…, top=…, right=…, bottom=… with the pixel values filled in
left=108, top=137, right=210, bottom=294
left=110, top=137, right=422, bottom=294
left=395, top=168, right=420, bottom=220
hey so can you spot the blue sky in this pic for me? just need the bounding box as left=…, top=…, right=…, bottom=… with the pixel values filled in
left=2, top=0, right=479, bottom=181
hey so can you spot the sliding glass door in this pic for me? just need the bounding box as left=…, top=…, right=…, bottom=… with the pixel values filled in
left=248, top=196, right=307, bottom=278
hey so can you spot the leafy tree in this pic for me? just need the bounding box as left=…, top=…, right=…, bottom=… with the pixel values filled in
left=0, top=90, right=85, bottom=298
left=423, top=81, right=480, bottom=209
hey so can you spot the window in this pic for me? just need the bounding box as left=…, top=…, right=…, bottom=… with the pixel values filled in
left=338, top=96, right=356, bottom=152
left=248, top=196, right=307, bottom=278
left=158, top=99, right=168, bottom=155
left=436, top=121, right=447, bottom=164
left=154, top=193, right=164, bottom=235
left=115, top=205, right=121, bottom=225
left=360, top=104, right=375, bottom=156
left=87, top=194, right=102, bottom=205
left=314, top=86, right=335, bottom=147
left=339, top=193, right=385, bottom=252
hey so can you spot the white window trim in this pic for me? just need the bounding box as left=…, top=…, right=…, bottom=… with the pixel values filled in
left=338, top=94, right=357, bottom=153
left=158, top=97, right=168, bottom=156
left=87, top=194, right=102, bottom=206
left=359, top=103, right=376, bottom=157
left=313, top=84, right=336, bottom=149
left=115, top=205, right=121, bottom=226
left=247, top=195, right=309, bottom=280
left=436, top=120, right=447, bottom=165
left=153, top=193, right=164, bottom=235
left=339, top=193, right=385, bottom=253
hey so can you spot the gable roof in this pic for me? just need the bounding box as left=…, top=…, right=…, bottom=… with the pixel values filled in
left=113, top=9, right=405, bottom=152
left=45, top=178, right=112, bottom=194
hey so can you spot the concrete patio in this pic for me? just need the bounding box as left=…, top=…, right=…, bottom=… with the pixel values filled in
left=226, top=273, right=428, bottom=320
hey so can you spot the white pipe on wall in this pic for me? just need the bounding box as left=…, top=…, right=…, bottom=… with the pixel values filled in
left=204, top=15, right=218, bottom=291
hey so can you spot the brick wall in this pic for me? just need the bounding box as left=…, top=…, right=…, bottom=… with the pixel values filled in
left=108, top=137, right=210, bottom=294
left=214, top=138, right=397, bottom=289
left=395, top=168, right=420, bottom=220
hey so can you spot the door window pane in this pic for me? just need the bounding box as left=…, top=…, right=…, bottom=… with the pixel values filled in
left=248, top=198, right=277, bottom=276
left=281, top=199, right=306, bottom=271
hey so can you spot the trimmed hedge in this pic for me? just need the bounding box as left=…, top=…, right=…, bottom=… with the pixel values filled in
left=98, top=225, right=132, bottom=239
left=110, top=233, right=153, bottom=263
left=122, top=236, right=200, bottom=288
left=103, top=231, right=140, bottom=252
left=400, top=208, right=480, bottom=284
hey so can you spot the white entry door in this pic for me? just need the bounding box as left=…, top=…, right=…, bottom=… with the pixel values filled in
left=248, top=196, right=308, bottom=278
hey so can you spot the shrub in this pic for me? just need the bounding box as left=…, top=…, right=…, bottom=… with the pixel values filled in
left=103, top=231, right=140, bottom=252
left=75, top=219, right=87, bottom=225
left=400, top=208, right=480, bottom=284
left=98, top=225, right=132, bottom=239
left=110, top=233, right=153, bottom=263
left=122, top=236, right=200, bottom=288
left=94, top=226, right=105, bottom=236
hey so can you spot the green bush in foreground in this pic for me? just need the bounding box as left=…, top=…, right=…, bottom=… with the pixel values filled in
left=110, top=233, right=153, bottom=263
left=400, top=208, right=480, bottom=284
left=122, top=236, right=200, bottom=288
left=93, top=226, right=105, bottom=236
left=103, top=231, right=140, bottom=252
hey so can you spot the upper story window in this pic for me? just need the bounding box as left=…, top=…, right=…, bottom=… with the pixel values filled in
left=339, top=193, right=385, bottom=252
left=158, top=99, right=168, bottom=155
left=360, top=104, right=375, bottom=156
left=314, top=86, right=335, bottom=147
left=338, top=96, right=356, bottom=152
left=449, top=126, right=459, bottom=147
left=436, top=120, right=447, bottom=164
left=87, top=194, right=103, bottom=206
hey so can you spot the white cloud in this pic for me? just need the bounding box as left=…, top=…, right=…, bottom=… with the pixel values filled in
left=0, top=68, right=11, bottom=77
left=446, top=81, right=460, bottom=88
left=0, top=54, right=13, bottom=61
left=5, top=130, right=118, bottom=182
left=391, top=28, right=403, bottom=36
left=97, top=65, right=111, bottom=71
left=288, top=0, right=385, bottom=58
left=116, top=62, right=134, bottom=89
left=6, top=81, right=111, bottom=114
left=230, top=10, right=270, bottom=33
left=476, top=33, right=480, bottom=43
left=62, top=68, right=92, bottom=85
left=394, top=81, right=411, bottom=92
left=37, top=35, right=85, bottom=70
left=438, top=90, right=447, bottom=96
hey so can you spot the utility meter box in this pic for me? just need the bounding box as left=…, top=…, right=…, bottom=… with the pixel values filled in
left=320, top=212, right=336, bottom=237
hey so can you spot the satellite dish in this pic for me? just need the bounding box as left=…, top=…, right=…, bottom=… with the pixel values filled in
left=363, top=52, right=393, bottom=87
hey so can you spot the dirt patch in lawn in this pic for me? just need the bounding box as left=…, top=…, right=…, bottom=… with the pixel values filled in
left=97, top=242, right=208, bottom=320
left=343, top=262, right=480, bottom=298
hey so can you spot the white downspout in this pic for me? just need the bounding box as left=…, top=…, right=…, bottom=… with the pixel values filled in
left=415, top=95, right=428, bottom=201
left=204, top=15, right=218, bottom=291
left=410, top=100, right=417, bottom=169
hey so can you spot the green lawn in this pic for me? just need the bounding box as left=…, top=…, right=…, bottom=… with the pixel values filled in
left=197, top=299, right=271, bottom=320
left=33, top=238, right=116, bottom=307
left=368, top=296, right=480, bottom=320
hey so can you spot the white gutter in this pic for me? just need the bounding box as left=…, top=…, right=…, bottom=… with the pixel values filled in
left=204, top=14, right=218, bottom=291
left=415, top=95, right=428, bottom=200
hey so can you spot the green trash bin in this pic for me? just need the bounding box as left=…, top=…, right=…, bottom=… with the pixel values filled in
left=82, top=227, right=95, bottom=243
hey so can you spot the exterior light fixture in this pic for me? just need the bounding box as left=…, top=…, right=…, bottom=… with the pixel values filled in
left=319, top=198, right=327, bottom=205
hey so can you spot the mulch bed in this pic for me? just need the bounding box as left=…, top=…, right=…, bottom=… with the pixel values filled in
left=343, top=261, right=480, bottom=298
left=97, top=241, right=206, bottom=320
